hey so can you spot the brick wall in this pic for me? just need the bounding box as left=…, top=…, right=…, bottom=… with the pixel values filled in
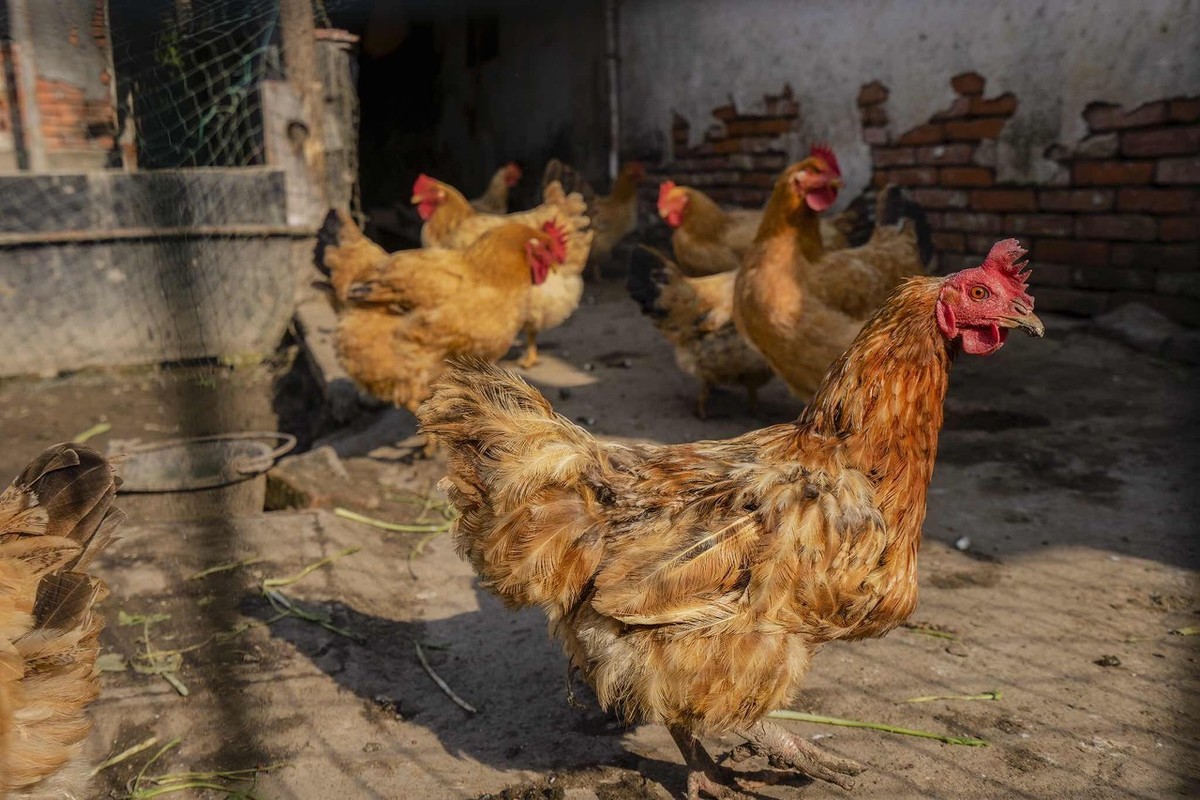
left=860, top=72, right=1199, bottom=324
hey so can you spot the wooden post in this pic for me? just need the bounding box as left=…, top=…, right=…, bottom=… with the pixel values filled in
left=7, top=0, right=48, bottom=171
left=278, top=0, right=327, bottom=222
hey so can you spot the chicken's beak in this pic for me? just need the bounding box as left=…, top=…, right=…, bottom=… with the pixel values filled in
left=999, top=309, right=1045, bottom=337
left=830, top=177, right=844, bottom=189
left=411, top=194, right=424, bottom=204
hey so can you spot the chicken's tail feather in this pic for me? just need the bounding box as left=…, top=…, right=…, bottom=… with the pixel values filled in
left=418, top=359, right=607, bottom=614
left=0, top=443, right=122, bottom=797
left=877, top=185, right=933, bottom=268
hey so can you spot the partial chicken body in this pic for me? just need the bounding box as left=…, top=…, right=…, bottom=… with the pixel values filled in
left=627, top=246, right=772, bottom=418
left=470, top=162, right=522, bottom=214
left=0, top=443, right=123, bottom=798
left=543, top=159, right=644, bottom=278
left=419, top=240, right=1043, bottom=798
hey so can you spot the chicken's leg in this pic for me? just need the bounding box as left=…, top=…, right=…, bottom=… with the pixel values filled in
left=744, top=384, right=759, bottom=416
left=695, top=383, right=711, bottom=420
left=518, top=328, right=539, bottom=369
left=668, top=725, right=750, bottom=800
left=734, top=720, right=865, bottom=790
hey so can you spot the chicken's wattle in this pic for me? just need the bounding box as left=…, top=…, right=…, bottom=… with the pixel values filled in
left=805, top=187, right=837, bottom=212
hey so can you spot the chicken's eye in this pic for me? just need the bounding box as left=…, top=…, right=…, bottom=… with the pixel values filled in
left=970, top=286, right=990, bottom=301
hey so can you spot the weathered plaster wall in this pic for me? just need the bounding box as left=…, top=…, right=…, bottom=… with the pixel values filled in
left=619, top=0, right=1200, bottom=202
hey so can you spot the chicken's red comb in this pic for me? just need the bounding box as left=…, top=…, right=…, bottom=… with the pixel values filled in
left=809, top=143, right=842, bottom=177
left=541, top=220, right=568, bottom=262
left=505, top=162, right=523, bottom=180
left=413, top=173, right=438, bottom=196
left=981, top=238, right=1033, bottom=298
left=657, top=180, right=678, bottom=208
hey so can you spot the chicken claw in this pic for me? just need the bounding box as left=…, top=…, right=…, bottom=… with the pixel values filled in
left=669, top=726, right=754, bottom=800
left=517, top=329, right=540, bottom=369
left=735, top=720, right=866, bottom=790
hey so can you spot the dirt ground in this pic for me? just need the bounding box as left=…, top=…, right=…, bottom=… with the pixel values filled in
left=1, top=276, right=1198, bottom=800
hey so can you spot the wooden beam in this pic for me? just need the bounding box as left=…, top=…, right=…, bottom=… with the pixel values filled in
left=7, top=0, right=48, bottom=171
left=278, top=0, right=328, bottom=223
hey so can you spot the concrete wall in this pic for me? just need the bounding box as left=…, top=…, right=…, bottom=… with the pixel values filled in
left=620, top=0, right=1200, bottom=198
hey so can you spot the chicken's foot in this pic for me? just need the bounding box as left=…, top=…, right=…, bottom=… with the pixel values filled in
left=518, top=329, right=540, bottom=369
left=668, top=725, right=751, bottom=800
left=734, top=720, right=865, bottom=790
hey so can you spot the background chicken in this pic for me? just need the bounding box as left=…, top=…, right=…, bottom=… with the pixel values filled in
left=314, top=210, right=569, bottom=413
left=657, top=177, right=852, bottom=277
left=0, top=443, right=123, bottom=798
left=470, top=162, right=523, bottom=214
left=627, top=245, right=773, bottom=418
left=542, top=158, right=645, bottom=278
left=734, top=150, right=932, bottom=400
left=419, top=240, right=1043, bottom=799
left=411, top=176, right=593, bottom=367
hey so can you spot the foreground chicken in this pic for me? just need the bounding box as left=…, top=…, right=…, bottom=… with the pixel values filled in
left=627, top=246, right=773, bottom=418
left=315, top=210, right=569, bottom=412
left=543, top=159, right=645, bottom=278
left=734, top=151, right=931, bottom=400
left=413, top=176, right=593, bottom=367
left=657, top=173, right=851, bottom=278
left=0, top=443, right=123, bottom=798
left=419, top=239, right=1042, bottom=799
left=470, top=162, right=522, bottom=214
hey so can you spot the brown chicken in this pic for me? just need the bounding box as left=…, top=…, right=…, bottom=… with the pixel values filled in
left=470, top=162, right=523, bottom=214
left=315, top=210, right=569, bottom=412
left=413, top=176, right=593, bottom=367
left=419, top=240, right=1043, bottom=799
left=543, top=159, right=645, bottom=278
left=734, top=151, right=931, bottom=400
left=657, top=177, right=850, bottom=278
left=0, top=443, right=123, bottom=798
left=627, top=246, right=773, bottom=419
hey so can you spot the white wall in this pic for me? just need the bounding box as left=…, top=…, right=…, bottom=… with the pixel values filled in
left=619, top=0, right=1200, bottom=201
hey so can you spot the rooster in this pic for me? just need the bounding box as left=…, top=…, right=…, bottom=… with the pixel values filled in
left=627, top=246, right=773, bottom=419
left=543, top=159, right=645, bottom=279
left=420, top=240, right=1043, bottom=799
left=734, top=148, right=932, bottom=400
left=413, top=176, right=593, bottom=367
left=315, top=210, right=569, bottom=413
left=657, top=180, right=852, bottom=277
left=470, top=162, right=523, bottom=214
left=0, top=443, right=123, bottom=798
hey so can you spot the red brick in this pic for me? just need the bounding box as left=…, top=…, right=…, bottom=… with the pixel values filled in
left=931, top=231, right=965, bottom=251
left=886, top=167, right=939, bottom=186
left=1070, top=266, right=1156, bottom=292
left=941, top=211, right=1004, bottom=233
left=871, top=171, right=889, bottom=189
left=1121, top=126, right=1200, bottom=158
left=1111, top=243, right=1199, bottom=270
left=969, top=93, right=1018, bottom=117
left=951, top=72, right=986, bottom=96
left=970, top=189, right=1037, bottom=211
left=725, top=116, right=794, bottom=137
left=1159, top=216, right=1199, bottom=241
left=911, top=188, right=969, bottom=209
left=710, top=104, right=736, bottom=122
left=1039, top=189, right=1114, bottom=212
left=1085, top=100, right=1169, bottom=131
left=1030, top=287, right=1109, bottom=315
left=742, top=172, right=777, bottom=188
left=897, top=123, right=945, bottom=146
left=1026, top=262, right=1073, bottom=288
left=1034, top=239, right=1110, bottom=266
left=1115, top=187, right=1195, bottom=214
left=1075, top=214, right=1158, bottom=241
left=1072, top=133, right=1119, bottom=159
left=940, top=166, right=994, bottom=187
left=707, top=138, right=744, bottom=155
left=1170, top=98, right=1200, bottom=123
left=873, top=147, right=916, bottom=167
left=860, top=105, right=888, bottom=126
left=862, top=126, right=889, bottom=146
left=858, top=82, right=888, bottom=107
left=932, top=97, right=971, bottom=120
left=1004, top=213, right=1075, bottom=238
left=915, top=143, right=975, bottom=165
left=1156, top=156, right=1200, bottom=184
left=750, top=153, right=787, bottom=171
left=966, top=233, right=1001, bottom=253
left=1072, top=160, right=1154, bottom=186
left=944, top=118, right=1006, bottom=141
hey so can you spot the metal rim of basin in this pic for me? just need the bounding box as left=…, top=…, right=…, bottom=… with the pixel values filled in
left=113, top=432, right=296, bottom=493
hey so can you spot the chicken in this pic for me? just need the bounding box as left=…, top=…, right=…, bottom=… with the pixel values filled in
left=470, top=162, right=522, bottom=214
left=314, top=210, right=569, bottom=412
left=734, top=149, right=931, bottom=400
left=0, top=443, right=123, bottom=798
left=657, top=179, right=851, bottom=277
left=627, top=246, right=773, bottom=419
left=543, top=159, right=645, bottom=279
left=418, top=239, right=1043, bottom=799
left=411, top=176, right=594, bottom=368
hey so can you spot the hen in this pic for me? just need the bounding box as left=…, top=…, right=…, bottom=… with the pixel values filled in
left=627, top=246, right=773, bottom=419
left=413, top=176, right=593, bottom=367
left=657, top=180, right=850, bottom=277
left=419, top=240, right=1043, bottom=799
left=734, top=149, right=932, bottom=400
left=543, top=159, right=645, bottom=279
left=0, top=443, right=123, bottom=798
left=470, top=162, right=523, bottom=214
left=315, top=210, right=569, bottom=412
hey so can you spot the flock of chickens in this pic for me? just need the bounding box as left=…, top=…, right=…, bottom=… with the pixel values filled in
left=0, top=144, right=1046, bottom=799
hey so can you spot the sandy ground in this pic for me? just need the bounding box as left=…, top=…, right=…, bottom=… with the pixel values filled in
left=1, top=276, right=1197, bottom=799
